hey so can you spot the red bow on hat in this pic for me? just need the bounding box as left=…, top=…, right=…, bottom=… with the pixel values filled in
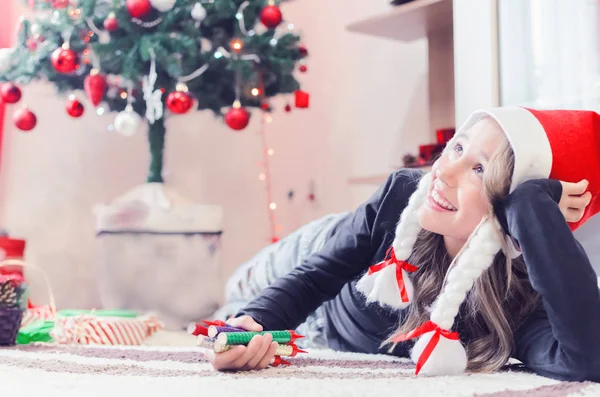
left=367, top=247, right=418, bottom=303
left=393, top=320, right=460, bottom=375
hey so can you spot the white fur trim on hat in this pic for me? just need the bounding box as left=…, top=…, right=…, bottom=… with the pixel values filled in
left=450, top=106, right=553, bottom=192
left=356, top=172, right=432, bottom=309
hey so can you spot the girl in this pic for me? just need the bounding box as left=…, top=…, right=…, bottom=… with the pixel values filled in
left=208, top=107, right=600, bottom=381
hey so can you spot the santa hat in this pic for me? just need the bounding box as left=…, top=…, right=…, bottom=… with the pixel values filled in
left=356, top=106, right=600, bottom=375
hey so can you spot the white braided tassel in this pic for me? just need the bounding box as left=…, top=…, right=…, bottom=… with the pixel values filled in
left=408, top=218, right=502, bottom=375
left=356, top=172, right=432, bottom=309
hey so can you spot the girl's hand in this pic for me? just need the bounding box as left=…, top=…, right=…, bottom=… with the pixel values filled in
left=559, top=180, right=592, bottom=223
left=207, top=315, right=279, bottom=371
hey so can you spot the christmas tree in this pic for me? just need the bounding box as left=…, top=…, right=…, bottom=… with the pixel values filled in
left=0, top=0, right=309, bottom=183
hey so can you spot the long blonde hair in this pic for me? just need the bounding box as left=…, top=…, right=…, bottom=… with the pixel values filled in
left=387, top=137, right=540, bottom=372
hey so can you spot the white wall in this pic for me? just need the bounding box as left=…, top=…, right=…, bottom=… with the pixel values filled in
left=0, top=0, right=429, bottom=309
left=453, top=0, right=499, bottom=125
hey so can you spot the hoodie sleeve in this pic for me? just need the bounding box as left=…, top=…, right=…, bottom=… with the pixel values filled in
left=495, top=179, right=600, bottom=382
left=235, top=169, right=422, bottom=331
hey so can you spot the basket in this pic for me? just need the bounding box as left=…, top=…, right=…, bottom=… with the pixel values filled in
left=0, top=259, right=55, bottom=346
left=0, top=307, right=23, bottom=346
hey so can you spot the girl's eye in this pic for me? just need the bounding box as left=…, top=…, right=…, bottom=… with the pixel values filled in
left=454, top=144, right=463, bottom=154
left=474, top=164, right=484, bottom=175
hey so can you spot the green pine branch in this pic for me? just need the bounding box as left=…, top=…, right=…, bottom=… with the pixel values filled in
left=5, top=0, right=306, bottom=182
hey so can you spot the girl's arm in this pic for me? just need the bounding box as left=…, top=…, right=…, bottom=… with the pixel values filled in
left=496, top=180, right=600, bottom=382
left=235, top=169, right=421, bottom=331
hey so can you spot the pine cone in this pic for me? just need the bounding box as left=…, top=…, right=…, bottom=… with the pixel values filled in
left=0, top=282, right=17, bottom=307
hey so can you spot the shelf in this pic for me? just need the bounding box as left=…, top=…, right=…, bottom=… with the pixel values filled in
left=346, top=0, right=453, bottom=42
left=348, top=164, right=433, bottom=185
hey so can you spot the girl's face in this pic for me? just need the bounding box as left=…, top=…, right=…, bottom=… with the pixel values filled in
left=417, top=118, right=507, bottom=255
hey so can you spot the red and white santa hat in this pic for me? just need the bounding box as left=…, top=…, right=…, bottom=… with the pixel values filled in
left=356, top=106, right=600, bottom=375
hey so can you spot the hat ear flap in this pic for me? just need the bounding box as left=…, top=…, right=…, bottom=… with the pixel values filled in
left=356, top=172, right=432, bottom=308
left=406, top=217, right=503, bottom=375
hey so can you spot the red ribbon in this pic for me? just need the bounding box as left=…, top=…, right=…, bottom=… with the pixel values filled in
left=367, top=247, right=418, bottom=303
left=393, top=320, right=460, bottom=375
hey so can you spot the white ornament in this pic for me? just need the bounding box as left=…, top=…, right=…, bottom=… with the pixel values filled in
left=30, top=23, right=41, bottom=37
left=191, top=3, right=207, bottom=21
left=114, top=105, right=142, bottom=137
left=98, top=31, right=111, bottom=44
left=150, top=0, right=176, bottom=12
left=0, top=48, right=14, bottom=74
left=142, top=55, right=163, bottom=124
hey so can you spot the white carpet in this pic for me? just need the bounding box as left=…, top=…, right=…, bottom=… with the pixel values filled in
left=0, top=331, right=597, bottom=397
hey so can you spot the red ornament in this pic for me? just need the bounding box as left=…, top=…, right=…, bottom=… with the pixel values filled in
left=51, top=0, right=69, bottom=8
left=126, top=0, right=152, bottom=18
left=225, top=104, right=250, bottom=131
left=295, top=90, right=309, bottom=109
left=1, top=83, right=22, bottom=104
left=166, top=91, right=194, bottom=114
left=260, top=5, right=283, bottom=29
left=84, top=71, right=107, bottom=107
left=261, top=103, right=269, bottom=110
left=26, top=38, right=38, bottom=51
left=299, top=64, right=307, bottom=73
left=284, top=104, right=291, bottom=112
left=66, top=98, right=84, bottom=118
left=51, top=46, right=78, bottom=74
left=298, top=45, right=308, bottom=57
left=104, top=13, right=119, bottom=32
left=13, top=108, right=37, bottom=131
left=271, top=237, right=280, bottom=243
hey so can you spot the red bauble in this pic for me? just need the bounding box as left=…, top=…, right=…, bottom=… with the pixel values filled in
left=166, top=91, right=194, bottom=114
left=51, top=47, right=78, bottom=73
left=284, top=104, right=291, bottom=112
left=260, top=5, right=283, bottom=29
left=51, top=0, right=69, bottom=8
left=26, top=38, right=38, bottom=51
left=104, top=13, right=119, bottom=31
left=225, top=106, right=250, bottom=131
left=298, top=45, right=308, bottom=57
left=299, top=64, right=307, bottom=73
left=126, top=0, right=152, bottom=18
left=66, top=98, right=85, bottom=118
left=13, top=108, right=37, bottom=131
left=295, top=90, right=309, bottom=109
left=1, top=83, right=22, bottom=104
left=84, top=72, right=107, bottom=107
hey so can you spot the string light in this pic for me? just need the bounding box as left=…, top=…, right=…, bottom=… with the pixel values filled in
left=265, top=115, right=273, bottom=123
left=69, top=8, right=81, bottom=18
left=256, top=73, right=279, bottom=243
left=230, top=39, right=243, bottom=53
left=120, top=91, right=128, bottom=99
left=251, top=88, right=260, bottom=96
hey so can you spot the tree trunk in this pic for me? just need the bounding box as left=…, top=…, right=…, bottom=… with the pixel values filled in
left=147, top=119, right=166, bottom=183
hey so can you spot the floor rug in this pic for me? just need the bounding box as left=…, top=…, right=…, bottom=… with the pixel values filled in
left=0, top=343, right=597, bottom=397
